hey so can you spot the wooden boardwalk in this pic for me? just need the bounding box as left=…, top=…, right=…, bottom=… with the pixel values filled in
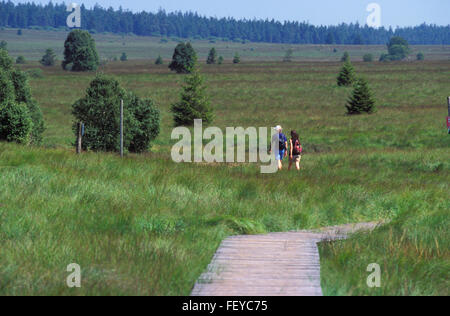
left=191, top=222, right=380, bottom=296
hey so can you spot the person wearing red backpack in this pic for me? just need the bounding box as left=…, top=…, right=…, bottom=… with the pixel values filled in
left=289, top=130, right=303, bottom=171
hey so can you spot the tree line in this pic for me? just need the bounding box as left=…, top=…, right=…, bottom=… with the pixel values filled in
left=0, top=1, right=449, bottom=45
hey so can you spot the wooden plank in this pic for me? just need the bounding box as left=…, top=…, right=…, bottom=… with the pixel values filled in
left=191, top=222, right=381, bottom=297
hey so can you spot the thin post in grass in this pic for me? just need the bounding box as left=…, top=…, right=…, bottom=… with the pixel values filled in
left=447, top=97, right=450, bottom=134
left=76, top=122, right=82, bottom=154
left=120, top=99, right=124, bottom=157
left=447, top=96, right=450, bottom=116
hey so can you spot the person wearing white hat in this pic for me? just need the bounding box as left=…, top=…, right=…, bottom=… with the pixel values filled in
left=272, top=125, right=288, bottom=170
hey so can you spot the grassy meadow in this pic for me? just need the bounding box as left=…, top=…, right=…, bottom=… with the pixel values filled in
left=0, top=30, right=449, bottom=295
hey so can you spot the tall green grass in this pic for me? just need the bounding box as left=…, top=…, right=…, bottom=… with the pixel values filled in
left=0, top=143, right=448, bottom=295
left=319, top=209, right=449, bottom=296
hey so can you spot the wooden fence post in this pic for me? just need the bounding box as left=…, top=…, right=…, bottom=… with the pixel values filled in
left=447, top=96, right=450, bottom=116
left=120, top=99, right=124, bottom=157
left=447, top=97, right=450, bottom=134
left=76, top=122, right=82, bottom=154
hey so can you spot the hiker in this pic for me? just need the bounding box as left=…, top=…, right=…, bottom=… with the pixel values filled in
left=271, top=125, right=288, bottom=170
left=289, top=130, right=303, bottom=171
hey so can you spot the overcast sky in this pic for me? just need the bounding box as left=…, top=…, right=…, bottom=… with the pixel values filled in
left=11, top=0, right=450, bottom=27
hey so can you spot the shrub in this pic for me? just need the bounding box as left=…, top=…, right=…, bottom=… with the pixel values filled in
left=169, top=42, right=197, bottom=74
left=26, top=68, right=44, bottom=79
left=346, top=78, right=376, bottom=115
left=363, top=54, right=373, bottom=62
left=387, top=37, right=410, bottom=59
left=0, top=70, right=15, bottom=102
left=40, top=49, right=57, bottom=66
left=233, top=52, right=241, bottom=64
left=283, top=48, right=293, bottom=62
left=171, top=66, right=213, bottom=126
left=388, top=47, right=408, bottom=60
left=17, top=29, right=22, bottom=36
left=72, top=74, right=160, bottom=153
left=0, top=50, right=45, bottom=144
left=155, top=55, right=163, bottom=65
left=25, top=99, right=45, bottom=144
left=206, top=47, right=217, bottom=64
left=10, top=69, right=31, bottom=103
left=0, top=101, right=33, bottom=144
left=417, top=52, right=425, bottom=61
left=127, top=94, right=160, bottom=153
left=0, top=49, right=13, bottom=71
left=16, top=56, right=26, bottom=64
left=379, top=53, right=391, bottom=62
left=380, top=37, right=411, bottom=62
left=337, top=61, right=355, bottom=86
left=10, top=69, right=45, bottom=144
left=62, top=30, right=99, bottom=71
left=0, top=40, right=7, bottom=50
left=120, top=52, right=128, bottom=62
left=218, top=56, right=224, bottom=65
left=341, top=51, right=350, bottom=62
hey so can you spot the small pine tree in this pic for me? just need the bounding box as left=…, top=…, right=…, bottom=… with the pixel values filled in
left=417, top=52, right=425, bottom=61
left=171, top=65, right=213, bottom=126
left=206, top=47, right=217, bottom=64
left=120, top=52, right=128, bottom=62
left=155, top=55, right=163, bottom=65
left=341, top=51, right=350, bottom=62
left=346, top=78, right=376, bottom=115
left=0, top=40, right=7, bottom=50
left=233, top=52, right=241, bottom=64
left=16, top=56, right=26, bottom=64
left=169, top=42, right=197, bottom=74
left=218, top=56, right=224, bottom=65
left=40, top=48, right=57, bottom=66
left=283, top=48, right=293, bottom=62
left=337, top=61, right=356, bottom=87
left=363, top=54, right=373, bottom=62
left=17, top=29, right=22, bottom=36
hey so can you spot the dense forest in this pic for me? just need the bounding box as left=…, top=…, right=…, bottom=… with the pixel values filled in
left=1, top=1, right=449, bottom=45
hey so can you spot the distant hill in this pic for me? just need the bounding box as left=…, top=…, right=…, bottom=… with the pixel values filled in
left=1, top=1, right=449, bottom=45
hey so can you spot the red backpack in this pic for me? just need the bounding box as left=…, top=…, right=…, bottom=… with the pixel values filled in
left=293, top=139, right=303, bottom=155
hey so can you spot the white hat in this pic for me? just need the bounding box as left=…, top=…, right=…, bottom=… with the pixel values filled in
left=274, top=125, right=282, bottom=131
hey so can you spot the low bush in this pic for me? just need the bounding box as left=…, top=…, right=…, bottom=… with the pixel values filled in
left=0, top=100, right=33, bottom=144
